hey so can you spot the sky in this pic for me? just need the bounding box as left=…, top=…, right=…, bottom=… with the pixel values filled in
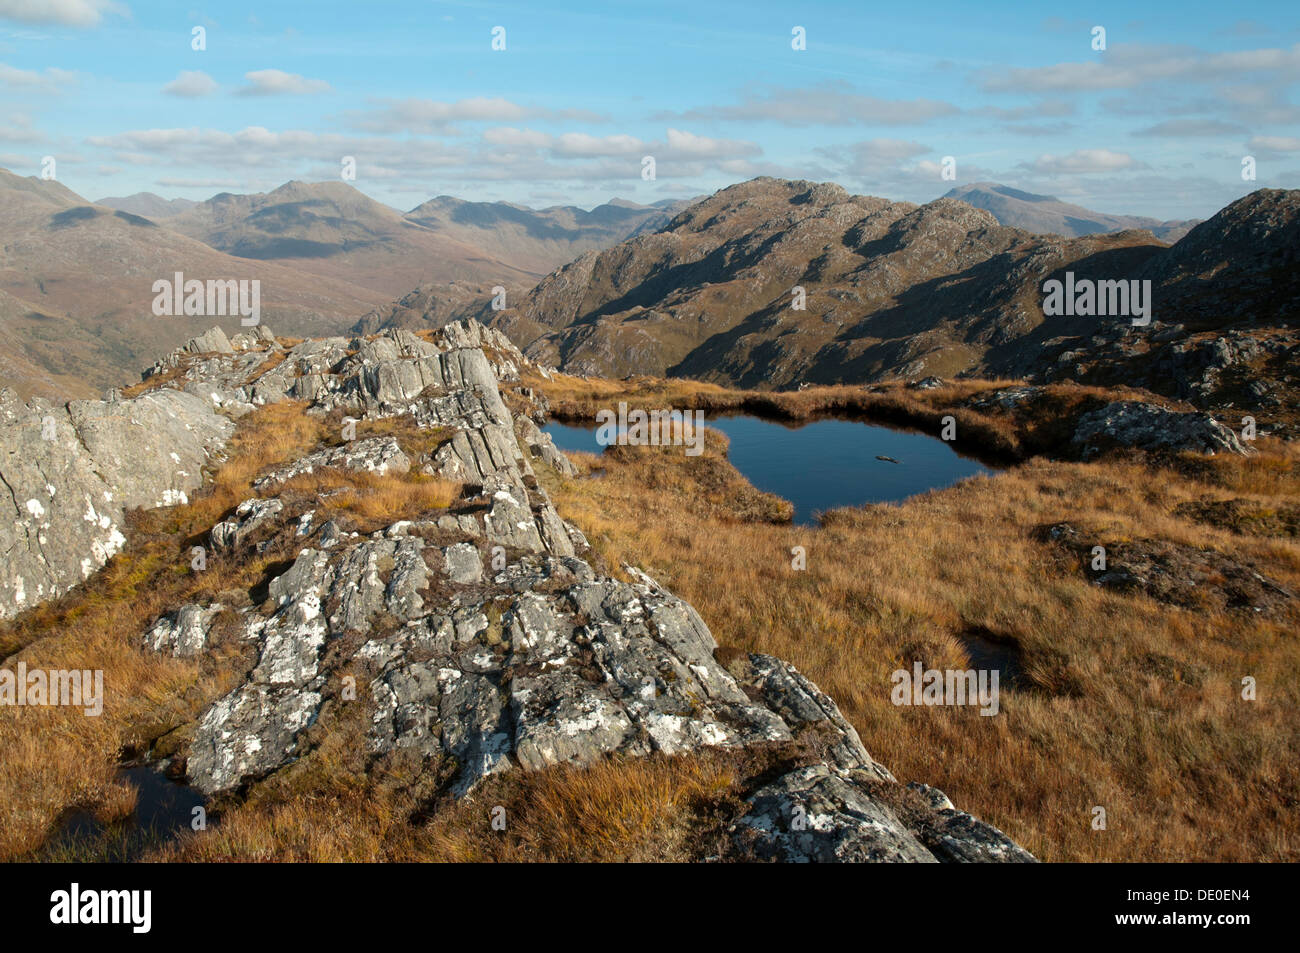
left=0, top=0, right=1297, bottom=218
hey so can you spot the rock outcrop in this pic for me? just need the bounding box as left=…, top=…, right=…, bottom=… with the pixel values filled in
left=1071, top=401, right=1251, bottom=458
left=1042, top=521, right=1292, bottom=614
left=1, top=386, right=233, bottom=618
left=123, top=318, right=1033, bottom=863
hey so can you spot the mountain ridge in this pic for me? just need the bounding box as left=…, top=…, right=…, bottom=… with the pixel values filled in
left=426, top=177, right=1295, bottom=409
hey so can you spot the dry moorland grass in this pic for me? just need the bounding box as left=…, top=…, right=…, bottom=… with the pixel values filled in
left=531, top=412, right=1300, bottom=862
left=0, top=401, right=459, bottom=860
left=6, top=369, right=1295, bottom=863
left=145, top=749, right=748, bottom=863
left=145, top=706, right=849, bottom=862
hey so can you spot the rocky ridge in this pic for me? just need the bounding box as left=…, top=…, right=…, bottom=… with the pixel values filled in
left=95, top=319, right=1036, bottom=862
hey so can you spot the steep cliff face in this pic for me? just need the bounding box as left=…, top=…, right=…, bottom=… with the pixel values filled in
left=2, top=318, right=1035, bottom=862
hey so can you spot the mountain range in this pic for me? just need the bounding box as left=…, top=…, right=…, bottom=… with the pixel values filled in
left=0, top=169, right=389, bottom=399
left=99, top=183, right=685, bottom=294
left=0, top=171, right=680, bottom=397
left=377, top=178, right=1293, bottom=407
left=4, top=168, right=1292, bottom=407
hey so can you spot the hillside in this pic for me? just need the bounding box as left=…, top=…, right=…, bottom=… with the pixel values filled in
left=96, top=192, right=197, bottom=219
left=422, top=178, right=1295, bottom=415
left=1, top=320, right=1294, bottom=863
left=0, top=169, right=390, bottom=398
left=459, top=177, right=1164, bottom=385
left=402, top=195, right=689, bottom=275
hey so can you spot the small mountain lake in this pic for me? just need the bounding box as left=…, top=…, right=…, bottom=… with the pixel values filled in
left=544, top=413, right=995, bottom=525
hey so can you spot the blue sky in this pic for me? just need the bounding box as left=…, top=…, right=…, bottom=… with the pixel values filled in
left=1, top=0, right=1297, bottom=218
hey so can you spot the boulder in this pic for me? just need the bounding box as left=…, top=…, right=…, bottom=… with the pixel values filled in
left=1071, top=401, right=1250, bottom=458
left=0, top=386, right=232, bottom=619
left=182, top=327, right=234, bottom=355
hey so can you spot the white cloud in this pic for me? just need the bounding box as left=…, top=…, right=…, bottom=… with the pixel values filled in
left=478, top=127, right=759, bottom=161
left=553, top=132, right=643, bottom=157
left=982, top=43, right=1300, bottom=93
left=0, top=62, right=77, bottom=90
left=237, top=69, right=331, bottom=97
left=80, top=122, right=765, bottom=193
left=0, top=0, right=126, bottom=27
left=155, top=177, right=248, bottom=188
left=974, top=100, right=1075, bottom=121
left=1248, top=136, right=1300, bottom=153
left=664, top=128, right=759, bottom=158
left=1000, top=122, right=1077, bottom=137
left=1024, top=149, right=1144, bottom=174
left=1134, top=119, right=1248, bottom=137
left=817, top=138, right=931, bottom=172
left=0, top=110, right=40, bottom=142
left=664, top=82, right=959, bottom=126
left=482, top=127, right=551, bottom=148
left=348, top=97, right=606, bottom=133
left=163, top=70, right=217, bottom=98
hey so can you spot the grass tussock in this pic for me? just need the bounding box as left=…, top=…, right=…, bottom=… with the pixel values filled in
left=120, top=362, right=194, bottom=399
left=148, top=751, right=747, bottom=863
left=275, top=468, right=460, bottom=534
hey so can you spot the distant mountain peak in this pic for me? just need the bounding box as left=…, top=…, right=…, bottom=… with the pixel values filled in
left=942, top=182, right=1198, bottom=241
left=950, top=182, right=1059, bottom=204
left=94, top=192, right=197, bottom=219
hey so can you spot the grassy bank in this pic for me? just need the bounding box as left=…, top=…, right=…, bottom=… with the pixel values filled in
left=522, top=368, right=1178, bottom=464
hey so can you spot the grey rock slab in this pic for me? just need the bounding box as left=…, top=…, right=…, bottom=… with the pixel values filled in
left=735, top=764, right=938, bottom=863
left=443, top=542, right=483, bottom=584
left=1072, top=400, right=1250, bottom=457
left=253, top=436, right=411, bottom=489
left=1, top=385, right=232, bottom=619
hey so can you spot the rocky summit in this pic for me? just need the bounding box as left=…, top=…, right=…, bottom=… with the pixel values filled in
left=2, top=318, right=1031, bottom=863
